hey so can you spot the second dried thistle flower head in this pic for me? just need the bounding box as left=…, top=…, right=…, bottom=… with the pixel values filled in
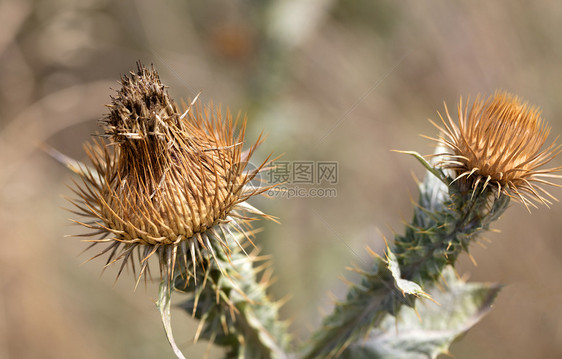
left=432, top=91, right=561, bottom=208
left=70, top=62, right=272, bottom=285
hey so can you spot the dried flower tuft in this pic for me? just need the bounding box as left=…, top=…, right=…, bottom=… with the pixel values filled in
left=69, top=62, right=272, bottom=285
left=432, top=91, right=562, bottom=208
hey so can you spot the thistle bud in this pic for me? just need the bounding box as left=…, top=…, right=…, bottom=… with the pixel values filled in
left=434, top=91, right=562, bottom=208
left=70, top=62, right=271, bottom=285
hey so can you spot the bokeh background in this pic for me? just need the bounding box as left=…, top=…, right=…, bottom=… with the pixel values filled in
left=2, top=0, right=562, bottom=358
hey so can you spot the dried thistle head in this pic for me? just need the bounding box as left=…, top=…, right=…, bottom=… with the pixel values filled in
left=431, top=91, right=562, bottom=208
left=70, top=62, right=272, bottom=285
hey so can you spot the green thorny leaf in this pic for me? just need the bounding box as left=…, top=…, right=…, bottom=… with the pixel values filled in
left=303, top=150, right=510, bottom=359
left=386, top=249, right=435, bottom=303
left=342, top=266, right=502, bottom=359
left=160, top=234, right=290, bottom=359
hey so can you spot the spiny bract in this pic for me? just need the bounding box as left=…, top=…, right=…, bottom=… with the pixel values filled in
left=69, top=62, right=272, bottom=286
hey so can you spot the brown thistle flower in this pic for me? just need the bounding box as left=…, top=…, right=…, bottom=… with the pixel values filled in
left=431, top=91, right=562, bottom=208
left=69, top=62, right=273, bottom=285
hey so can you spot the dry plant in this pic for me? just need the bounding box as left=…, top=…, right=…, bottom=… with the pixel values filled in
left=57, top=63, right=561, bottom=359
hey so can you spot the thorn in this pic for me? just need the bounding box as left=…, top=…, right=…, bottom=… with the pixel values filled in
left=467, top=251, right=478, bottom=267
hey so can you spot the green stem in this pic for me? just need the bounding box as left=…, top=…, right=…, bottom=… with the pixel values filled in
left=174, top=240, right=290, bottom=359
left=303, top=169, right=509, bottom=359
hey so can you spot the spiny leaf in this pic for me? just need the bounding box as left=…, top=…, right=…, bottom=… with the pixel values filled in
left=386, top=249, right=434, bottom=303
left=342, top=266, right=502, bottom=359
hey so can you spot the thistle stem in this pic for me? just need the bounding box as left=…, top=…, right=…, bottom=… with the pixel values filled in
left=303, top=170, right=510, bottom=359
left=173, top=239, right=290, bottom=359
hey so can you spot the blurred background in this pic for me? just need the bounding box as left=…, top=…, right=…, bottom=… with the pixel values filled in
left=2, top=0, right=562, bottom=358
